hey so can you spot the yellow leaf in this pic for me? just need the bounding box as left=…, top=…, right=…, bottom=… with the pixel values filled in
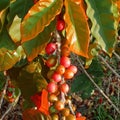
left=9, top=15, right=21, bottom=43
left=64, top=0, right=90, bottom=58
left=21, top=0, right=63, bottom=43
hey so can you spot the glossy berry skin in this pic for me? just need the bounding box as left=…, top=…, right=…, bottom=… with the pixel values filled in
left=68, top=65, right=78, bottom=74
left=51, top=114, right=59, bottom=120
left=76, top=112, right=82, bottom=118
left=60, top=83, right=69, bottom=93
left=56, top=20, right=65, bottom=31
left=47, top=82, right=58, bottom=93
left=52, top=73, right=62, bottom=82
left=60, top=56, right=71, bottom=68
left=46, top=56, right=57, bottom=67
left=48, top=94, right=58, bottom=102
left=63, top=69, right=74, bottom=80
left=55, top=101, right=64, bottom=111
left=61, top=108, right=70, bottom=116
left=45, top=43, right=56, bottom=55
left=56, top=65, right=65, bottom=75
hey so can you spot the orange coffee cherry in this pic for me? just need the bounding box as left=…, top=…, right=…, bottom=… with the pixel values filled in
left=63, top=69, right=74, bottom=80
left=61, top=108, right=70, bottom=116
left=55, top=101, right=64, bottom=111
left=56, top=65, right=65, bottom=75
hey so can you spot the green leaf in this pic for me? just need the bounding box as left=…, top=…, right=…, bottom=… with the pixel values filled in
left=0, top=28, right=25, bottom=71
left=8, top=15, right=22, bottom=43
left=0, top=28, right=16, bottom=50
left=71, top=74, right=94, bottom=99
left=22, top=20, right=56, bottom=61
left=87, top=58, right=104, bottom=78
left=85, top=0, right=118, bottom=55
left=64, top=0, right=90, bottom=58
left=9, top=62, right=48, bottom=102
left=14, top=58, right=28, bottom=67
left=0, top=0, right=10, bottom=11
left=0, top=46, right=25, bottom=71
left=9, top=87, right=21, bottom=108
left=0, top=72, right=5, bottom=91
left=0, top=9, right=7, bottom=33
left=21, top=0, right=63, bottom=43
left=8, top=0, right=33, bottom=24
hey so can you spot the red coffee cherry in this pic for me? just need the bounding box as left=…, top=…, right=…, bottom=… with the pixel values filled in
left=46, top=56, right=57, bottom=67
left=56, top=20, right=65, bottom=31
left=52, top=73, right=62, bottom=82
left=60, top=83, right=69, bottom=93
left=47, top=82, right=58, bottom=93
left=76, top=112, right=82, bottom=118
left=60, top=56, right=71, bottom=68
left=45, top=42, right=56, bottom=55
left=68, top=65, right=78, bottom=74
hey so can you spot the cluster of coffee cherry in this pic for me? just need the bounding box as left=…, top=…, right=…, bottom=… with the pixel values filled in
left=44, top=19, right=82, bottom=120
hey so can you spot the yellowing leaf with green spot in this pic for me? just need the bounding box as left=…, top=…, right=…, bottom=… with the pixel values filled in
left=64, top=0, right=90, bottom=58
left=21, top=0, right=63, bottom=43
left=85, top=43, right=98, bottom=68
left=9, top=15, right=21, bottom=43
left=0, top=46, right=24, bottom=71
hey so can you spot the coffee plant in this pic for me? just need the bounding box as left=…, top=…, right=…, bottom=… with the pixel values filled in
left=0, top=0, right=120, bottom=119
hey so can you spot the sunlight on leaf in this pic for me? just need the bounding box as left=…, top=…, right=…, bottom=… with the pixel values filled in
left=21, top=0, right=63, bottom=43
left=85, top=43, right=98, bottom=68
left=116, top=0, right=120, bottom=12
left=0, top=46, right=25, bottom=71
left=9, top=15, right=21, bottom=43
left=85, top=0, right=119, bottom=56
left=0, top=28, right=25, bottom=71
left=64, top=0, right=90, bottom=58
left=22, top=20, right=56, bottom=61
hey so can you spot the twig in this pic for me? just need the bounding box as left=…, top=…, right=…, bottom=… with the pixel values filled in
left=113, top=52, right=120, bottom=61
left=0, top=71, right=9, bottom=109
left=98, top=55, right=120, bottom=81
left=75, top=56, right=120, bottom=114
left=68, top=100, right=75, bottom=115
left=55, top=30, right=75, bottom=115
left=0, top=89, right=21, bottom=120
